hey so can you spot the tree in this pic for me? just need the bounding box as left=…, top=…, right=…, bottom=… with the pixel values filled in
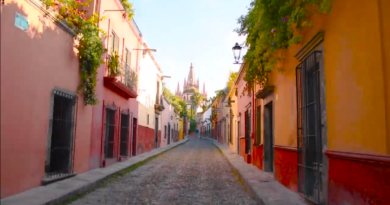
left=190, top=91, right=203, bottom=119
left=227, top=71, right=238, bottom=90
left=162, top=83, right=186, bottom=117
left=235, top=0, right=332, bottom=86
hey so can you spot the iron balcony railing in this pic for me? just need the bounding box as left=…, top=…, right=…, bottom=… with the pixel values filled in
left=122, top=63, right=138, bottom=90
left=107, top=54, right=138, bottom=91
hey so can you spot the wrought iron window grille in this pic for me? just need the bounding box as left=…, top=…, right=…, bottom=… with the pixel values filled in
left=296, top=51, right=323, bottom=204
left=43, top=89, right=77, bottom=184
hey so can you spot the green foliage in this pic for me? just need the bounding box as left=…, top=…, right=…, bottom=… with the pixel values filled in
left=191, top=92, right=203, bottom=110
left=42, top=0, right=135, bottom=105
left=41, top=0, right=108, bottom=105
left=162, top=83, right=188, bottom=117
left=235, top=0, right=332, bottom=85
left=119, top=0, right=135, bottom=20
left=108, top=51, right=121, bottom=77
left=189, top=119, right=197, bottom=132
left=215, top=89, right=226, bottom=101
left=226, top=71, right=238, bottom=90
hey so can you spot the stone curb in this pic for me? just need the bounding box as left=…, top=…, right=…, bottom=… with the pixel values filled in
left=1, top=138, right=189, bottom=205
left=206, top=138, right=307, bottom=205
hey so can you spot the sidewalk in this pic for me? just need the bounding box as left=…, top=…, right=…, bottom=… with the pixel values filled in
left=206, top=137, right=307, bottom=205
left=1, top=139, right=189, bottom=205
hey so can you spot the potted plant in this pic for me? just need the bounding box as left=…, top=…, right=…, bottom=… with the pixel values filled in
left=108, top=51, right=120, bottom=77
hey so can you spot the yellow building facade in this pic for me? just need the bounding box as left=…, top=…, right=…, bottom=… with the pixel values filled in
left=249, top=0, right=390, bottom=204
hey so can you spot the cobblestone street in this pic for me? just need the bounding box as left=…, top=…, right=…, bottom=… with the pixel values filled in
left=70, top=137, right=256, bottom=205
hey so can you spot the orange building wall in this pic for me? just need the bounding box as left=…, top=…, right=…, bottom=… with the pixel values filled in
left=269, top=0, right=389, bottom=154
left=1, top=0, right=92, bottom=198
left=265, top=0, right=390, bottom=204
left=378, top=0, right=390, bottom=155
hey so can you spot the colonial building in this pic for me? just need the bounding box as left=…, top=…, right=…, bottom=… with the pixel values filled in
left=175, top=63, right=207, bottom=108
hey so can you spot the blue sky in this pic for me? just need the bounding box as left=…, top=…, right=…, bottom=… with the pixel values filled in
left=130, top=0, right=250, bottom=98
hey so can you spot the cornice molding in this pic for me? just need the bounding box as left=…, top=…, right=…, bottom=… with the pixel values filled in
left=294, top=31, right=324, bottom=62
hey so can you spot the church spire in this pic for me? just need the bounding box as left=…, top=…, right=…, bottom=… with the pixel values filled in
left=177, top=82, right=180, bottom=92
left=188, top=63, right=195, bottom=85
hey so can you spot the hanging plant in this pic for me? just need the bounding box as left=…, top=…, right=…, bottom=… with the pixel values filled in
left=41, top=0, right=133, bottom=105
left=235, top=0, right=332, bottom=86
left=119, top=0, right=135, bottom=20
left=107, top=51, right=121, bottom=77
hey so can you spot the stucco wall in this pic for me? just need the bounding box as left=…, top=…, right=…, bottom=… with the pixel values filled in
left=160, top=97, right=175, bottom=147
left=236, top=69, right=252, bottom=141
left=228, top=84, right=238, bottom=153
left=1, top=0, right=92, bottom=198
left=89, top=0, right=142, bottom=170
left=267, top=0, right=389, bottom=155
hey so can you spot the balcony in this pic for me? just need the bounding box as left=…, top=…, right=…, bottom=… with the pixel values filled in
left=104, top=54, right=138, bottom=99
left=154, top=96, right=165, bottom=114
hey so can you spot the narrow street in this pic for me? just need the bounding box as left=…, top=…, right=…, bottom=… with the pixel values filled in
left=70, top=137, right=256, bottom=205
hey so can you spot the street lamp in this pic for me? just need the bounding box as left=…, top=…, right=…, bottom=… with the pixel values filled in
left=232, top=42, right=243, bottom=64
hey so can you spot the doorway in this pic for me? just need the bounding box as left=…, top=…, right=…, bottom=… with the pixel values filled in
left=104, top=108, right=116, bottom=159
left=120, top=113, right=130, bottom=156
left=245, top=110, right=251, bottom=154
left=132, top=118, right=137, bottom=156
left=167, top=123, right=171, bottom=144
left=296, top=51, right=323, bottom=204
left=264, top=101, right=274, bottom=172
left=154, top=117, right=159, bottom=148
left=237, top=121, right=240, bottom=154
left=45, top=91, right=77, bottom=179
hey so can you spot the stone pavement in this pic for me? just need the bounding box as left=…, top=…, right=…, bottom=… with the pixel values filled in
left=206, top=137, right=308, bottom=205
left=68, top=136, right=256, bottom=205
left=1, top=138, right=189, bottom=205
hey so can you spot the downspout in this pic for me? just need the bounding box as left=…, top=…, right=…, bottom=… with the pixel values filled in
left=100, top=100, right=105, bottom=167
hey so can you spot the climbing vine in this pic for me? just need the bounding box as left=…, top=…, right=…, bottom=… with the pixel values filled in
left=235, top=0, right=332, bottom=86
left=119, top=0, right=134, bottom=20
left=41, top=0, right=134, bottom=105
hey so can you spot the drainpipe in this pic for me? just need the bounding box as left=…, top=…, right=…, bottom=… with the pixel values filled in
left=100, top=100, right=105, bottom=167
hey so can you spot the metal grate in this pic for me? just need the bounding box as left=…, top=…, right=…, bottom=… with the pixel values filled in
left=120, top=113, right=130, bottom=156
left=45, top=90, right=77, bottom=179
left=296, top=51, right=322, bottom=204
left=104, top=108, right=116, bottom=158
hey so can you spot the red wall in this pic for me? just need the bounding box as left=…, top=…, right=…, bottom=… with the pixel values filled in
left=274, top=146, right=298, bottom=192
left=137, top=125, right=156, bottom=154
left=326, top=151, right=390, bottom=205
left=240, top=138, right=246, bottom=158
left=251, top=145, right=263, bottom=170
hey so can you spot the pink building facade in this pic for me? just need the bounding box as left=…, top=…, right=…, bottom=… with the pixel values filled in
left=1, top=0, right=93, bottom=198
left=160, top=97, right=176, bottom=147
left=235, top=65, right=253, bottom=163
left=1, top=0, right=143, bottom=199
left=88, top=0, right=142, bottom=170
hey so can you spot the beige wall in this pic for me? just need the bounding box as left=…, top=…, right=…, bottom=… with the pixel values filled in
left=137, top=44, right=162, bottom=130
